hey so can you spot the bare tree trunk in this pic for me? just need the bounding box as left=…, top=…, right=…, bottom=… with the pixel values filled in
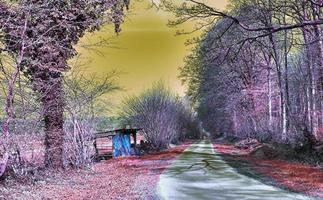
left=312, top=5, right=323, bottom=134
left=267, top=0, right=286, bottom=140
left=274, top=49, right=287, bottom=140
left=268, top=71, right=273, bottom=130
left=2, top=66, right=20, bottom=137
left=268, top=25, right=286, bottom=139
left=302, top=24, right=319, bottom=138
left=266, top=56, right=273, bottom=132
left=283, top=26, right=290, bottom=136
left=233, top=109, right=238, bottom=136
left=309, top=45, right=318, bottom=137
left=280, top=5, right=291, bottom=140
left=306, top=86, right=312, bottom=131
left=307, top=34, right=318, bottom=138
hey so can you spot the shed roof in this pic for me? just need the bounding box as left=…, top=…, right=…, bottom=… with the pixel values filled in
left=95, top=128, right=142, bottom=139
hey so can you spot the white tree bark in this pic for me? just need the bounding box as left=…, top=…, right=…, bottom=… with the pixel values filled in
left=268, top=65, right=273, bottom=132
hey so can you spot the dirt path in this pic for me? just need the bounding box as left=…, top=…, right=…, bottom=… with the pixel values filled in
left=0, top=142, right=192, bottom=200
left=157, top=140, right=313, bottom=200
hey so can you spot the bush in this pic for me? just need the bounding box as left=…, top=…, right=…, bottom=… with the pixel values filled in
left=62, top=68, right=120, bottom=168
left=0, top=133, right=44, bottom=179
left=63, top=118, right=96, bottom=168
left=119, top=83, right=200, bottom=150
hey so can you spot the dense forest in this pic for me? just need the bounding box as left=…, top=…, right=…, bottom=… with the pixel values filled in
left=170, top=0, right=323, bottom=151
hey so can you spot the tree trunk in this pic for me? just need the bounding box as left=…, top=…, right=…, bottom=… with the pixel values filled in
left=268, top=72, right=273, bottom=131
left=282, top=0, right=291, bottom=139
left=266, top=56, right=273, bottom=132
left=233, top=109, right=238, bottom=136
left=306, top=86, right=312, bottom=131
left=302, top=25, right=319, bottom=138
left=38, top=75, right=65, bottom=168
left=268, top=28, right=286, bottom=140
left=312, top=6, right=323, bottom=136
left=277, top=56, right=287, bottom=140
left=267, top=0, right=285, bottom=139
left=283, top=26, right=290, bottom=135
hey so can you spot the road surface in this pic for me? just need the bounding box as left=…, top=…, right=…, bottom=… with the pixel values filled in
left=158, top=140, right=314, bottom=200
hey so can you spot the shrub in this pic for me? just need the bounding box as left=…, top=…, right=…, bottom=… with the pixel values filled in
left=63, top=118, right=96, bottom=168
left=62, top=69, right=120, bottom=168
left=119, top=83, right=199, bottom=150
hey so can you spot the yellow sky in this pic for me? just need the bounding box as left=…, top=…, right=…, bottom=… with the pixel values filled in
left=73, top=0, right=228, bottom=106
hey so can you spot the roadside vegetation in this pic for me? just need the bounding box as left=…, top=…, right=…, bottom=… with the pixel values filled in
left=0, top=0, right=128, bottom=179
left=119, top=82, right=200, bottom=151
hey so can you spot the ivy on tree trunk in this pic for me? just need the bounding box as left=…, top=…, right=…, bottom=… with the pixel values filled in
left=0, top=0, right=128, bottom=169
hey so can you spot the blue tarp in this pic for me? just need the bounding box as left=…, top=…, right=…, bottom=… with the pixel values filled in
left=113, top=134, right=131, bottom=157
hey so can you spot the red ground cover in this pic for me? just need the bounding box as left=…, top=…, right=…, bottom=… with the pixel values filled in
left=214, top=143, right=323, bottom=198
left=0, top=142, right=192, bottom=200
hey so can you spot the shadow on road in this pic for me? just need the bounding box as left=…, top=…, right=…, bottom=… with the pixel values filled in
left=158, top=140, right=314, bottom=200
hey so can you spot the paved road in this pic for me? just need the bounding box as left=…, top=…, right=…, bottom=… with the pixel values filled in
left=158, top=140, right=315, bottom=200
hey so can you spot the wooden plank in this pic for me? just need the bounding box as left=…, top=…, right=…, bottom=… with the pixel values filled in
left=95, top=128, right=142, bottom=135
left=95, top=133, right=116, bottom=138
left=95, top=128, right=142, bottom=138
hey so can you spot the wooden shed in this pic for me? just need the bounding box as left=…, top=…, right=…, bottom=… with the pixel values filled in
left=94, top=128, right=142, bottom=158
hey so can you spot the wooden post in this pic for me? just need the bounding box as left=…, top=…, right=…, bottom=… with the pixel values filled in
left=93, top=139, right=99, bottom=159
left=134, top=132, right=137, bottom=146
left=133, top=132, right=137, bottom=154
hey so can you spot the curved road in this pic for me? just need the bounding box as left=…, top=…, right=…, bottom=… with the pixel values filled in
left=158, top=140, right=315, bottom=200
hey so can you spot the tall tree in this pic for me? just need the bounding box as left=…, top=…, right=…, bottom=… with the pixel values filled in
left=0, top=0, right=129, bottom=168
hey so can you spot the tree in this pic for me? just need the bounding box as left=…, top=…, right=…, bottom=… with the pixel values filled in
left=0, top=0, right=129, bottom=169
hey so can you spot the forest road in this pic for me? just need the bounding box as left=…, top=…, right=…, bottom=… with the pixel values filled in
left=157, top=140, right=315, bottom=200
